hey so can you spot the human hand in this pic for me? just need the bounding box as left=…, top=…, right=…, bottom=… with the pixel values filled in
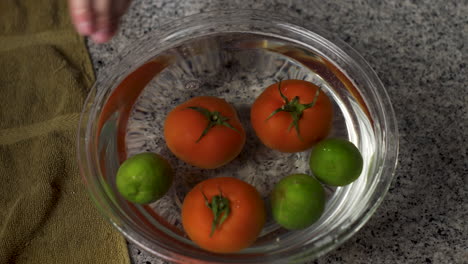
left=68, top=0, right=132, bottom=43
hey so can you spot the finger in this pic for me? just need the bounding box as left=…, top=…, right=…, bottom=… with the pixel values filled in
left=68, top=0, right=94, bottom=35
left=90, top=0, right=116, bottom=43
left=90, top=21, right=118, bottom=43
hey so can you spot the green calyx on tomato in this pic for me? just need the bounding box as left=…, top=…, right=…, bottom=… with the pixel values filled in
left=187, top=106, right=239, bottom=142
left=203, top=190, right=231, bottom=237
left=266, top=80, right=321, bottom=139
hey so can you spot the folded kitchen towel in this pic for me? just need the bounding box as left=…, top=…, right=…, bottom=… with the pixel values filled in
left=0, top=0, right=130, bottom=263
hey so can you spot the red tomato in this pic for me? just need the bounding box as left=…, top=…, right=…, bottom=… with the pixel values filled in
left=164, top=96, right=246, bottom=169
left=250, top=80, right=333, bottom=152
left=181, top=177, right=266, bottom=253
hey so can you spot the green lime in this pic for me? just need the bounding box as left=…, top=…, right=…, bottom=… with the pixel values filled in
left=116, top=152, right=174, bottom=204
left=270, top=174, right=325, bottom=230
left=309, top=138, right=363, bottom=186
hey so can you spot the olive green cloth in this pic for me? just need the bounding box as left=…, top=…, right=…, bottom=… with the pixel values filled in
left=0, top=0, right=130, bottom=263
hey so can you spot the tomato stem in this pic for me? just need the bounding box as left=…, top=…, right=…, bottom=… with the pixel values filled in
left=187, top=106, right=239, bottom=142
left=202, top=190, right=231, bottom=237
left=265, top=80, right=322, bottom=140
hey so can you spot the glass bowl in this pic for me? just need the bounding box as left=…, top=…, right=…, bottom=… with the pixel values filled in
left=78, top=10, right=398, bottom=263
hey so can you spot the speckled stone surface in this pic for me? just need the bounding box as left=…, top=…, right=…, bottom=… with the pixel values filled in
left=86, top=1, right=468, bottom=263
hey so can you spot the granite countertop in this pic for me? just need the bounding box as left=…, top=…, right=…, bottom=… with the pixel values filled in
left=87, top=1, right=467, bottom=263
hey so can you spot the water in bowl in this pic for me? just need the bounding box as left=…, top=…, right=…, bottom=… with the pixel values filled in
left=120, top=33, right=375, bottom=246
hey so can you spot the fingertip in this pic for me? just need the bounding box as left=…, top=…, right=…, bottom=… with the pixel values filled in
left=91, top=17, right=119, bottom=43
left=76, top=21, right=93, bottom=35
left=71, top=11, right=94, bottom=35
left=90, top=27, right=117, bottom=43
left=69, top=0, right=94, bottom=35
